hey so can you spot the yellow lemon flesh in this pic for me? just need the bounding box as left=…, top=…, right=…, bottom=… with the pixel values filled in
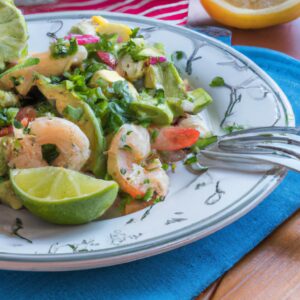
left=201, top=0, right=300, bottom=29
left=93, top=15, right=132, bottom=42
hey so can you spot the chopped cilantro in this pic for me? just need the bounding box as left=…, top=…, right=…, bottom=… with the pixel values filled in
left=223, top=124, right=244, bottom=134
left=191, top=136, right=217, bottom=153
left=23, top=127, right=31, bottom=134
left=41, top=144, right=60, bottom=165
left=35, top=101, right=57, bottom=117
left=130, top=27, right=143, bottom=38
left=0, top=107, right=19, bottom=127
left=209, top=76, right=225, bottom=87
left=184, top=156, right=198, bottom=165
left=50, top=37, right=78, bottom=59
left=10, top=76, right=24, bottom=87
left=143, top=178, right=150, bottom=184
left=142, top=188, right=154, bottom=202
left=50, top=76, right=62, bottom=84
left=63, top=105, right=84, bottom=122
left=173, top=50, right=184, bottom=61
left=171, top=163, right=177, bottom=173
left=150, top=129, right=159, bottom=143
left=162, top=163, right=169, bottom=171
left=13, top=119, right=22, bottom=129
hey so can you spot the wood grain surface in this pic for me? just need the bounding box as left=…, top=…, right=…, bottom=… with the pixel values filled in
left=188, top=1, right=300, bottom=299
left=188, top=0, right=300, bottom=59
left=197, top=211, right=300, bottom=300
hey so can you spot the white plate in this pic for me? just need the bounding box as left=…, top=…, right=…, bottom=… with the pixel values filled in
left=0, top=11, right=295, bottom=271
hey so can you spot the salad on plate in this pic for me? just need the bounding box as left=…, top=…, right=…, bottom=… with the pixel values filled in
left=0, top=3, right=214, bottom=225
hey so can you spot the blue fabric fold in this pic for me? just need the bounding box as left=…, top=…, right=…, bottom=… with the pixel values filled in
left=1, top=47, right=300, bottom=300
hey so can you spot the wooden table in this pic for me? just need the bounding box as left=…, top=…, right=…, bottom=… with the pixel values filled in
left=188, top=1, right=300, bottom=299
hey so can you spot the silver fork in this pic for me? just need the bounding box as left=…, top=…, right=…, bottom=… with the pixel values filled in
left=189, top=127, right=300, bottom=173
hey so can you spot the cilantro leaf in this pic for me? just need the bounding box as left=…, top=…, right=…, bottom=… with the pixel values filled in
left=50, top=38, right=78, bottom=59
left=209, top=76, right=225, bottom=87
left=63, top=105, right=84, bottom=121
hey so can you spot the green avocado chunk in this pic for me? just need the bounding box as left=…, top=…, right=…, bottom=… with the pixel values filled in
left=144, top=62, right=186, bottom=99
left=131, top=98, right=173, bottom=125
left=0, top=180, right=22, bottom=209
left=0, top=138, right=8, bottom=177
left=187, top=88, right=213, bottom=114
left=35, top=75, right=106, bottom=178
left=144, top=62, right=213, bottom=117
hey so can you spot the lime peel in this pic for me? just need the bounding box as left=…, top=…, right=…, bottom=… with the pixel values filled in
left=10, top=167, right=119, bottom=225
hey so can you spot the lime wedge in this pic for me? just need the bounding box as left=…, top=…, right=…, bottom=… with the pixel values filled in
left=0, top=1, right=28, bottom=70
left=10, top=167, right=119, bottom=225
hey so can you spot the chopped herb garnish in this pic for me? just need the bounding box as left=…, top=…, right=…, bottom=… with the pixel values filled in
left=10, top=76, right=24, bottom=87
left=120, top=168, right=127, bottom=175
left=143, top=178, right=150, bottom=184
left=153, top=196, right=165, bottom=204
left=50, top=37, right=78, bottom=59
left=142, top=188, right=154, bottom=202
left=13, top=119, right=22, bottom=129
left=130, top=27, right=143, bottom=38
left=162, top=163, right=169, bottom=171
left=209, top=76, right=225, bottom=87
left=184, top=156, right=198, bottom=165
left=50, top=75, right=62, bottom=84
left=174, top=51, right=184, bottom=60
left=23, top=126, right=31, bottom=134
left=65, top=80, right=75, bottom=90
left=171, top=163, right=176, bottom=173
left=63, top=105, right=83, bottom=122
left=223, top=124, right=244, bottom=134
left=126, top=130, right=133, bottom=136
left=0, top=107, right=19, bottom=127
left=150, top=129, right=159, bottom=143
left=191, top=136, right=217, bottom=153
left=41, top=144, right=60, bottom=165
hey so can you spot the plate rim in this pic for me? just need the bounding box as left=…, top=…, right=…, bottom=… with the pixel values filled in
left=0, top=10, right=295, bottom=271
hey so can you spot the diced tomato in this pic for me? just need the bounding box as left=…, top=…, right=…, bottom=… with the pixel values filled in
left=0, top=126, right=13, bottom=137
left=151, top=127, right=200, bottom=151
left=16, top=106, right=36, bottom=122
left=96, top=51, right=117, bottom=69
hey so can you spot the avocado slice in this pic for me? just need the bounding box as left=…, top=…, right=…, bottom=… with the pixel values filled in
left=89, top=69, right=139, bottom=99
left=187, top=88, right=213, bottom=114
left=35, top=75, right=106, bottom=178
left=144, top=62, right=186, bottom=99
left=131, top=98, right=173, bottom=125
left=0, top=138, right=9, bottom=176
left=0, top=180, right=22, bottom=209
left=145, top=62, right=213, bottom=116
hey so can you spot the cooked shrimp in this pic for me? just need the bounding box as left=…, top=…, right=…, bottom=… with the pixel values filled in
left=6, top=117, right=90, bottom=170
left=151, top=126, right=200, bottom=151
left=107, top=124, right=169, bottom=199
left=178, top=114, right=211, bottom=138
left=0, top=46, right=88, bottom=96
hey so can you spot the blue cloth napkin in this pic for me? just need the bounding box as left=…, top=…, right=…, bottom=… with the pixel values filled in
left=1, top=47, right=300, bottom=300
